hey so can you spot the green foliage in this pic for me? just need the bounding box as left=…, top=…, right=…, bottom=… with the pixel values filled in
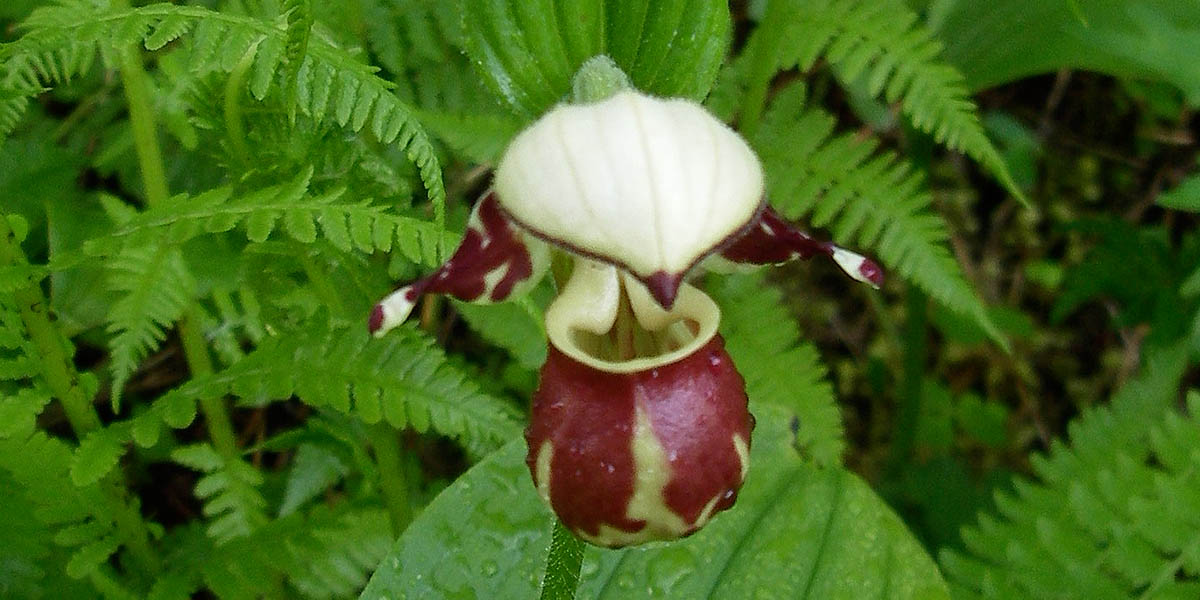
left=942, top=341, right=1194, bottom=598
left=933, top=0, right=1200, bottom=103
left=105, top=245, right=195, bottom=407
left=87, top=170, right=450, bottom=267
left=754, top=82, right=1005, bottom=346
left=710, top=271, right=845, bottom=466
left=461, top=0, right=730, bottom=118
left=156, top=320, right=523, bottom=457
left=0, top=430, right=126, bottom=582
left=0, top=0, right=445, bottom=216
left=768, top=0, right=1023, bottom=200
left=362, top=404, right=950, bottom=599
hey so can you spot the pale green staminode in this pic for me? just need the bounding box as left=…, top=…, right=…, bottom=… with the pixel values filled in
left=570, top=55, right=633, bottom=104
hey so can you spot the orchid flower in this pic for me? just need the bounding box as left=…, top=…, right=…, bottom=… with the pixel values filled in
left=369, top=58, right=881, bottom=547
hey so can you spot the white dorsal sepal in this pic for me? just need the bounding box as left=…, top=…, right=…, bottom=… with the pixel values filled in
left=495, top=90, right=764, bottom=300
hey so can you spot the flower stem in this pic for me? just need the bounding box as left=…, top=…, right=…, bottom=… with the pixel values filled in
left=539, top=520, right=585, bottom=600
left=118, top=41, right=239, bottom=458
left=368, top=422, right=412, bottom=537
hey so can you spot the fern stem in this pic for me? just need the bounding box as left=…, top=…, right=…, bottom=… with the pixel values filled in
left=0, top=217, right=101, bottom=434
left=368, top=423, right=412, bottom=537
left=0, top=216, right=162, bottom=580
left=118, top=45, right=170, bottom=207
left=117, top=41, right=241, bottom=459
left=179, top=312, right=239, bottom=458
left=539, top=520, right=585, bottom=600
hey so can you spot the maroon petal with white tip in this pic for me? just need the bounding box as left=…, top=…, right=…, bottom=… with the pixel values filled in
left=718, top=206, right=884, bottom=288
left=369, top=191, right=549, bottom=337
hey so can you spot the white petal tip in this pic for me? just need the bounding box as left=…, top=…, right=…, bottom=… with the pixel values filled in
left=831, top=248, right=883, bottom=288
left=368, top=287, right=417, bottom=337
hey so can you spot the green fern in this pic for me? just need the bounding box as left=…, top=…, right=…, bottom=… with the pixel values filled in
left=755, top=82, right=1004, bottom=346
left=151, top=503, right=391, bottom=600
left=770, top=0, right=1022, bottom=201
left=105, top=244, right=196, bottom=407
left=155, top=320, right=523, bottom=457
left=708, top=271, right=845, bottom=467
left=0, top=429, right=120, bottom=582
left=941, top=341, right=1194, bottom=599
left=172, top=443, right=269, bottom=544
left=87, top=170, right=450, bottom=267
left=0, top=1, right=445, bottom=232
left=452, top=279, right=553, bottom=371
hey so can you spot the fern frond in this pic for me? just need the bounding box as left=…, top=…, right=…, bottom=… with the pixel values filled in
left=0, top=471, right=96, bottom=599
left=774, top=0, right=1022, bottom=200
left=172, top=443, right=268, bottom=544
left=708, top=272, right=844, bottom=466
left=280, top=0, right=312, bottom=119
left=105, top=244, right=196, bottom=406
left=162, top=504, right=390, bottom=599
left=941, top=341, right=1193, bottom=599
left=88, top=170, right=450, bottom=267
left=0, top=387, right=53, bottom=440
left=453, top=280, right=552, bottom=371
left=0, top=94, right=32, bottom=141
left=157, top=321, right=523, bottom=457
left=278, top=443, right=348, bottom=517
left=1, top=2, right=446, bottom=227
left=0, top=430, right=119, bottom=581
left=756, top=83, right=1004, bottom=346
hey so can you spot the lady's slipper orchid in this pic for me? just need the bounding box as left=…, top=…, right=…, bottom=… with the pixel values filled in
left=369, top=58, right=881, bottom=547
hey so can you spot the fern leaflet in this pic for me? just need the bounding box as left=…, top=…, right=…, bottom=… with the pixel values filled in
left=708, top=271, right=845, bottom=466
left=172, top=443, right=269, bottom=544
left=941, top=341, right=1193, bottom=599
left=1, top=1, right=445, bottom=233
left=773, top=0, right=1023, bottom=201
left=755, top=83, right=1004, bottom=346
left=105, top=244, right=196, bottom=407
left=87, top=170, right=450, bottom=267
left=156, top=321, right=523, bottom=457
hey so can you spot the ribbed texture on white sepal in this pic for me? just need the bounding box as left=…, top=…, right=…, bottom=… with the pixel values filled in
left=494, top=90, right=763, bottom=282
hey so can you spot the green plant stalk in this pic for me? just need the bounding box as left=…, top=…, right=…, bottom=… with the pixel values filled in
left=118, top=46, right=170, bottom=207
left=888, top=286, right=928, bottom=471
left=179, top=312, right=238, bottom=457
left=368, top=422, right=412, bottom=537
left=118, top=42, right=240, bottom=458
left=0, top=223, right=101, bottom=435
left=539, top=520, right=585, bottom=600
left=0, top=217, right=161, bottom=579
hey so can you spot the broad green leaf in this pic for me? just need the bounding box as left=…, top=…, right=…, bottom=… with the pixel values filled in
left=1159, top=173, right=1200, bottom=212
left=934, top=0, right=1200, bottom=103
left=361, top=404, right=949, bottom=599
left=461, top=0, right=731, bottom=118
